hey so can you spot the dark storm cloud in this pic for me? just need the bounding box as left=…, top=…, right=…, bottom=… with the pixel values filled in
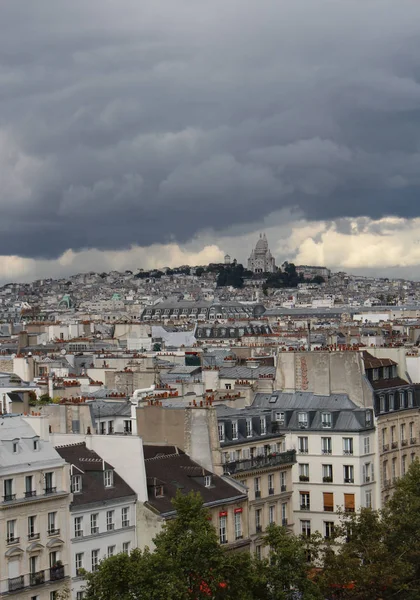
left=2, top=0, right=420, bottom=258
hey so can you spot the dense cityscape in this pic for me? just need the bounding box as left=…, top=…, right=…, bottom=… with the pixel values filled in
left=0, top=234, right=419, bottom=598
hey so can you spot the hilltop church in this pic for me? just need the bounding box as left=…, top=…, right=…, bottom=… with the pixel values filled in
left=247, top=233, right=276, bottom=273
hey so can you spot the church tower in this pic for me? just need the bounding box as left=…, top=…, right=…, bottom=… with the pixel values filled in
left=247, top=233, right=276, bottom=274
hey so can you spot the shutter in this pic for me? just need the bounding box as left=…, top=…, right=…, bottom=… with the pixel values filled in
left=344, top=493, right=355, bottom=512
left=323, top=492, right=334, bottom=511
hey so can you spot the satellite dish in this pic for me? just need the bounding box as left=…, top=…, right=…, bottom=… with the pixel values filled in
left=11, top=354, right=16, bottom=360
left=61, top=349, right=67, bottom=355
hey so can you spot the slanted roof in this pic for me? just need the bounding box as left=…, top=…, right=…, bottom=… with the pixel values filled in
left=362, top=351, right=396, bottom=369
left=55, top=442, right=135, bottom=506
left=252, top=391, right=357, bottom=411
left=144, top=445, right=246, bottom=516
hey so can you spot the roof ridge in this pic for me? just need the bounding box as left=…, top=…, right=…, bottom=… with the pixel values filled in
left=55, top=442, right=86, bottom=449
left=145, top=453, right=180, bottom=461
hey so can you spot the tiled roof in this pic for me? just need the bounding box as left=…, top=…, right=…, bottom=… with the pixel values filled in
left=144, top=445, right=246, bottom=516
left=371, top=377, right=410, bottom=390
left=362, top=351, right=396, bottom=369
left=56, top=442, right=136, bottom=506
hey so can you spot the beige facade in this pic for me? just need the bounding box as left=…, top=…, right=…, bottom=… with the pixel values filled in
left=378, top=408, right=420, bottom=503
left=0, top=416, right=71, bottom=599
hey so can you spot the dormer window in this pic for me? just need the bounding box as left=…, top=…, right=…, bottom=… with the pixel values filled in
left=232, top=421, right=238, bottom=440
left=275, top=412, right=285, bottom=423
left=246, top=419, right=252, bottom=438
left=204, top=475, right=212, bottom=488
left=372, top=368, right=379, bottom=381
left=260, top=417, right=267, bottom=435
left=218, top=423, right=225, bottom=442
left=155, top=485, right=164, bottom=497
left=269, top=394, right=278, bottom=404
left=104, top=470, right=113, bottom=488
left=321, top=413, right=332, bottom=428
left=72, top=474, right=82, bottom=493
left=298, top=412, right=308, bottom=428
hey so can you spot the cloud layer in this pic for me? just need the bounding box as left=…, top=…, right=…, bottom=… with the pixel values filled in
left=2, top=0, right=420, bottom=272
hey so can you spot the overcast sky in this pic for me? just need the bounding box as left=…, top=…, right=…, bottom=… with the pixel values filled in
left=2, top=0, right=420, bottom=283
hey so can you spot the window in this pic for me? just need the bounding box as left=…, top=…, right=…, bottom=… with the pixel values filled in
left=321, top=412, right=332, bottom=428
left=71, top=474, right=82, bottom=493
left=50, top=593, right=57, bottom=600
left=74, top=516, right=83, bottom=538
left=280, top=471, right=286, bottom=491
left=104, top=470, right=113, bottom=488
left=77, top=593, right=85, bottom=600
left=321, top=437, right=332, bottom=454
left=323, top=492, right=334, bottom=512
left=365, top=490, right=372, bottom=508
left=48, top=512, right=57, bottom=535
left=45, top=472, right=54, bottom=493
left=389, top=394, right=395, bottom=411
left=281, top=502, right=287, bottom=524
left=383, top=460, right=388, bottom=482
left=225, top=383, right=231, bottom=390
left=269, top=394, right=277, bottom=403
left=402, top=455, right=407, bottom=476
left=106, top=510, right=114, bottom=531
left=379, top=395, right=385, bottom=413
left=399, top=391, right=405, bottom=409
left=299, top=463, right=309, bottom=481
left=12, top=442, right=18, bottom=453
left=108, top=421, right=114, bottom=434
left=363, top=437, right=370, bottom=455
left=298, top=412, right=308, bottom=428
left=107, top=546, right=115, bottom=558
left=298, top=436, right=308, bottom=454
left=343, top=438, right=353, bottom=455
left=372, top=368, right=379, bottom=381
left=382, top=428, right=387, bottom=448
left=29, top=556, right=37, bottom=575
left=255, top=508, right=262, bottom=532
left=33, top=440, right=39, bottom=451
left=366, top=410, right=372, bottom=425
left=408, top=391, right=414, bottom=407
left=344, top=493, right=355, bottom=513
left=6, top=519, right=16, bottom=543
left=324, top=521, right=334, bottom=539
left=411, top=453, right=416, bottom=463
left=246, top=419, right=252, bottom=437
left=219, top=514, right=227, bottom=544
left=122, top=507, right=130, bottom=527
left=25, top=475, right=35, bottom=497
left=268, top=474, right=274, bottom=494
left=400, top=423, right=406, bottom=444
left=122, top=542, right=130, bottom=554
left=275, top=411, right=285, bottom=423
left=232, top=421, right=238, bottom=440
left=392, top=457, right=397, bottom=479
left=363, top=463, right=372, bottom=483
left=269, top=505, right=275, bottom=524
left=260, top=417, right=267, bottom=435
left=234, top=510, right=242, bottom=539
left=255, top=545, right=262, bottom=560
left=4, top=478, right=14, bottom=501
left=28, top=515, right=36, bottom=538
left=322, top=464, right=333, bottom=482
left=409, top=422, right=415, bottom=440
left=300, top=491, right=310, bottom=510
left=204, top=475, right=212, bottom=488
left=343, top=465, right=354, bottom=483
left=218, top=423, right=225, bottom=442
left=100, top=422, right=106, bottom=435
left=90, top=513, right=99, bottom=535
left=123, top=420, right=132, bottom=433
left=91, top=549, right=99, bottom=572
left=75, top=553, right=84, bottom=576
left=391, top=426, right=396, bottom=443
left=300, top=520, right=311, bottom=537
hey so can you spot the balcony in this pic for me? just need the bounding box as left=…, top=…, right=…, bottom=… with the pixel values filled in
left=364, top=477, right=371, bottom=483
left=268, top=487, right=275, bottom=495
left=299, top=475, right=309, bottom=482
left=343, top=450, right=353, bottom=456
left=391, top=442, right=398, bottom=449
left=91, top=527, right=99, bottom=535
left=8, top=576, right=24, bottom=592
left=24, top=490, right=37, bottom=498
left=255, top=490, right=261, bottom=498
left=50, top=565, right=65, bottom=582
left=299, top=449, right=309, bottom=454
left=282, top=518, right=288, bottom=526
left=401, top=439, right=408, bottom=447
left=382, top=444, right=389, bottom=452
left=322, top=476, right=333, bottom=483
left=3, top=494, right=16, bottom=502
left=223, top=450, right=296, bottom=475
left=300, top=504, right=310, bottom=511
left=321, top=449, right=332, bottom=455
left=30, top=570, right=45, bottom=586
left=344, top=478, right=354, bottom=484
left=28, top=532, right=40, bottom=540
left=44, top=487, right=57, bottom=495
left=256, top=525, right=262, bottom=533
left=280, top=485, right=287, bottom=493
left=47, top=528, right=60, bottom=536
left=6, top=536, right=20, bottom=545
left=410, top=437, right=417, bottom=445
left=384, top=478, right=391, bottom=488
left=323, top=506, right=334, bottom=512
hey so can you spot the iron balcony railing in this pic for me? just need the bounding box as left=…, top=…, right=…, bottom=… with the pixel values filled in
left=223, top=450, right=296, bottom=475
left=8, top=575, right=24, bottom=592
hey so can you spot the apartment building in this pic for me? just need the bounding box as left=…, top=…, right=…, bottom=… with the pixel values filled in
left=216, top=405, right=296, bottom=557
left=142, top=445, right=250, bottom=552
left=55, top=443, right=137, bottom=600
left=363, top=351, right=420, bottom=502
left=0, top=415, right=71, bottom=600
left=252, top=391, right=377, bottom=540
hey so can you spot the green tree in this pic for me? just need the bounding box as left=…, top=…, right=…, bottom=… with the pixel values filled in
left=262, top=524, right=323, bottom=600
